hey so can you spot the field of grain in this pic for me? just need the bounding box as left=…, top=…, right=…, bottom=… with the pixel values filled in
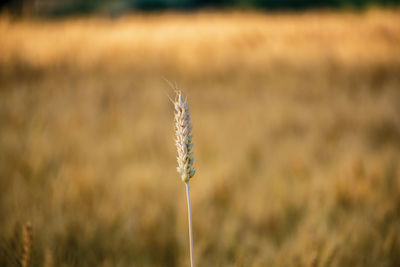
left=0, top=9, right=400, bottom=267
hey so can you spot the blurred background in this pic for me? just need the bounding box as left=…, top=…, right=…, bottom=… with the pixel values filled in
left=1, top=0, right=399, bottom=15
left=1, top=0, right=400, bottom=267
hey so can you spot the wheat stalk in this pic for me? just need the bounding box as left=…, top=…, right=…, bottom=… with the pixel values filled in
left=44, top=248, right=54, bottom=267
left=174, top=90, right=195, bottom=267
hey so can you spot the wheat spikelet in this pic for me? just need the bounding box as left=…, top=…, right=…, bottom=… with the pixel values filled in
left=175, top=91, right=195, bottom=183
left=21, top=222, right=33, bottom=267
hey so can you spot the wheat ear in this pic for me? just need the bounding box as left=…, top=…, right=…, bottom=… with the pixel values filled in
left=21, top=222, right=33, bottom=267
left=174, top=91, right=195, bottom=267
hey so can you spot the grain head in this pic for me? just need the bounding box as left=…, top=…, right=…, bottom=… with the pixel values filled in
left=21, top=222, right=33, bottom=267
left=174, top=91, right=195, bottom=183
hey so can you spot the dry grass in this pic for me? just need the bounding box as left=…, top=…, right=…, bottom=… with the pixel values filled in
left=0, top=8, right=400, bottom=267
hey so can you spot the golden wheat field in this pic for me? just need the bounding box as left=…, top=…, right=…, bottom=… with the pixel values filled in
left=0, top=8, right=400, bottom=267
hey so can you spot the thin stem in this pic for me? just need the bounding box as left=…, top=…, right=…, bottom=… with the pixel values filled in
left=185, top=182, right=195, bottom=267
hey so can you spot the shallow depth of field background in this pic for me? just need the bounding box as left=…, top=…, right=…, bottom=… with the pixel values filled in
left=1, top=2, right=400, bottom=267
